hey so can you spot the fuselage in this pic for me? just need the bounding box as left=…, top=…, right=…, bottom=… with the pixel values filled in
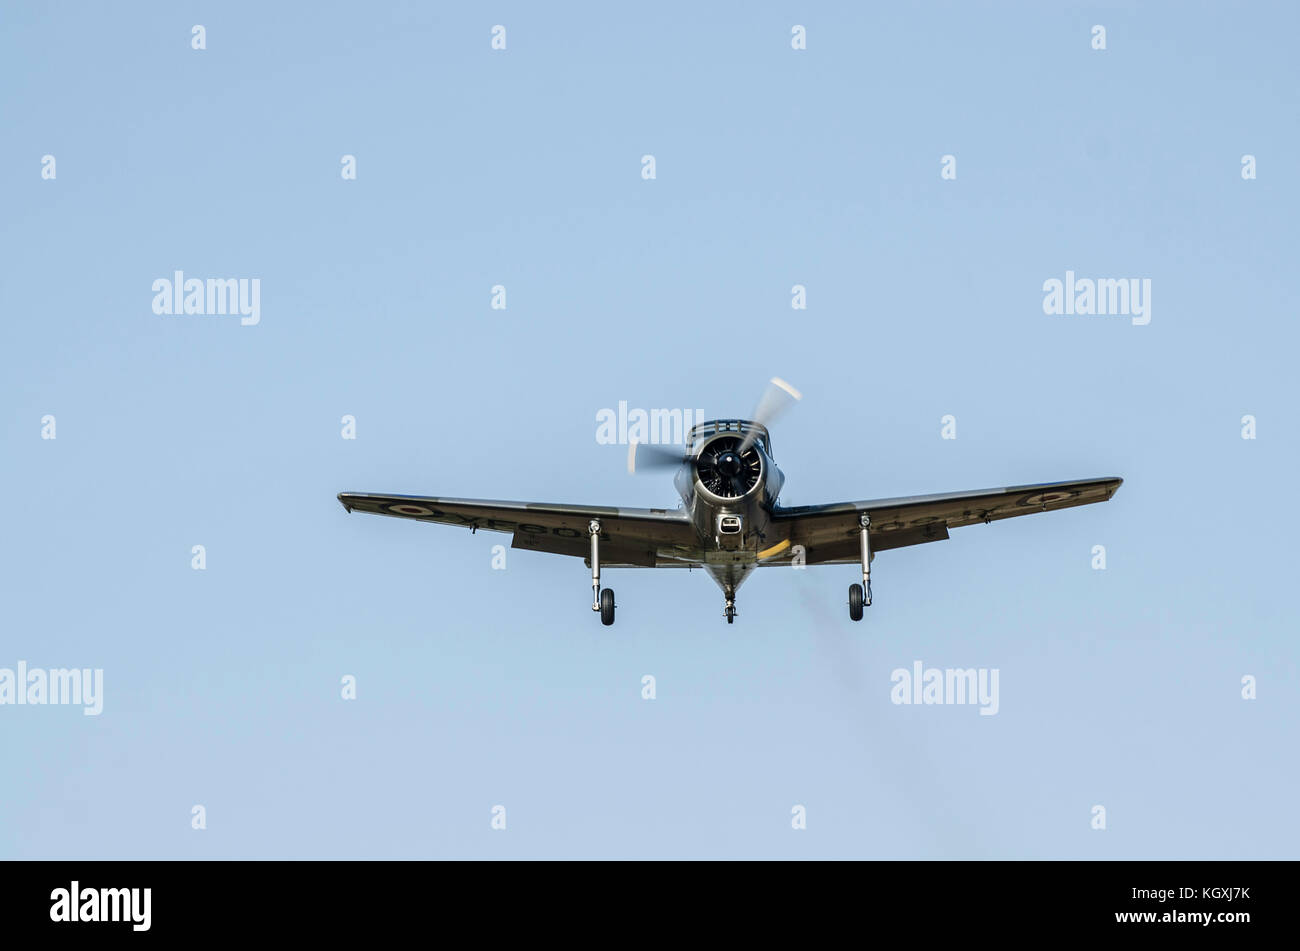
left=671, top=420, right=785, bottom=598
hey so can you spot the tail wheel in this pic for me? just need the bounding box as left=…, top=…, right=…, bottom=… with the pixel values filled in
left=848, top=583, right=864, bottom=622
left=600, top=588, right=616, bottom=626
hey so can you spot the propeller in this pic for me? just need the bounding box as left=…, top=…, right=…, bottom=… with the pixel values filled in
left=625, top=377, right=801, bottom=475
left=737, top=377, right=802, bottom=452
left=627, top=440, right=689, bottom=475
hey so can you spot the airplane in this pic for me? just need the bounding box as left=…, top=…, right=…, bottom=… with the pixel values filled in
left=338, top=380, right=1122, bottom=625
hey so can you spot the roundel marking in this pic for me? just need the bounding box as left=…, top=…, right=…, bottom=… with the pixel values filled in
left=389, top=504, right=434, bottom=516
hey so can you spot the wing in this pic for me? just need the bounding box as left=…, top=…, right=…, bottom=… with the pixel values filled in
left=337, top=492, right=698, bottom=568
left=762, top=477, right=1122, bottom=566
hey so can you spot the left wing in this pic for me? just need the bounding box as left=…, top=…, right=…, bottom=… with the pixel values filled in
left=338, top=492, right=697, bottom=567
left=762, top=477, right=1122, bottom=566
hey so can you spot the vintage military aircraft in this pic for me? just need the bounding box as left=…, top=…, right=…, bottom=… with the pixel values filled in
left=338, top=380, right=1122, bottom=625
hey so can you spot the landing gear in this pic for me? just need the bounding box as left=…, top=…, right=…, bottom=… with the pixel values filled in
left=724, top=599, right=736, bottom=624
left=590, top=520, right=616, bottom=626
left=851, top=512, right=873, bottom=621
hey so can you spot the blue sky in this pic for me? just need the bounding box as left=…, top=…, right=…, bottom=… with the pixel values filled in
left=1, top=1, right=1296, bottom=858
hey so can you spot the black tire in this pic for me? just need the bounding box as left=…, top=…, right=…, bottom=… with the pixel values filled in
left=726, top=609, right=735, bottom=624
left=600, top=588, right=616, bottom=626
left=848, top=583, right=864, bottom=621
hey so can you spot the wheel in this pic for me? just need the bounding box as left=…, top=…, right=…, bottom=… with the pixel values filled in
left=726, top=607, right=735, bottom=624
left=600, top=588, right=616, bottom=626
left=848, top=583, right=864, bottom=621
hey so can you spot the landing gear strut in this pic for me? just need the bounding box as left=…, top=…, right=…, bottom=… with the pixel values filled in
left=590, top=519, right=615, bottom=626
left=850, top=513, right=872, bottom=622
